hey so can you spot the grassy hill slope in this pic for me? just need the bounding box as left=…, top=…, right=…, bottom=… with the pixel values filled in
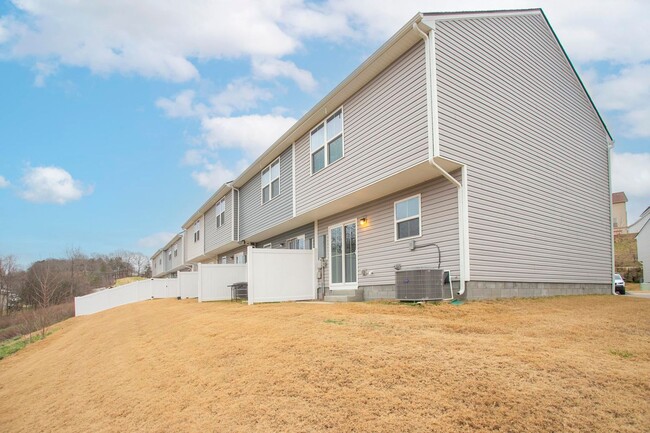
left=0, top=298, right=648, bottom=432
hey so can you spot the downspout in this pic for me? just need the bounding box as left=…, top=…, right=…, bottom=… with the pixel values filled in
left=608, top=139, right=616, bottom=295
left=413, top=22, right=469, bottom=296
left=227, top=182, right=240, bottom=242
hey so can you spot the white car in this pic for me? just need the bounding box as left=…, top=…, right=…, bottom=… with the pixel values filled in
left=614, top=274, right=626, bottom=295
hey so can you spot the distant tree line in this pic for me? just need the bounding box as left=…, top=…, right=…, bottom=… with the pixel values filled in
left=0, top=250, right=151, bottom=316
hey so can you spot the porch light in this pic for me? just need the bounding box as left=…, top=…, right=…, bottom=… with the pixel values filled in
left=359, top=217, right=368, bottom=227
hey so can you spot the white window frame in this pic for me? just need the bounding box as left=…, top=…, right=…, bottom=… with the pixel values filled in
left=261, top=158, right=281, bottom=205
left=328, top=220, right=358, bottom=289
left=193, top=220, right=200, bottom=243
left=263, top=243, right=272, bottom=249
left=173, top=245, right=178, bottom=257
left=394, top=194, right=422, bottom=241
left=286, top=235, right=305, bottom=250
left=220, top=256, right=227, bottom=264
left=168, top=250, right=172, bottom=261
left=215, top=198, right=226, bottom=228
left=310, top=107, right=344, bottom=175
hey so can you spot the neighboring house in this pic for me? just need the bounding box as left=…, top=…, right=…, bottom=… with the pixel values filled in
left=150, top=233, right=185, bottom=278
left=612, top=192, right=628, bottom=235
left=637, top=221, right=650, bottom=288
left=155, top=9, right=614, bottom=300
left=628, top=206, right=650, bottom=234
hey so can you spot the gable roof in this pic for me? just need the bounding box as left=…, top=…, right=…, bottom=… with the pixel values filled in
left=612, top=192, right=628, bottom=204
left=178, top=8, right=613, bottom=232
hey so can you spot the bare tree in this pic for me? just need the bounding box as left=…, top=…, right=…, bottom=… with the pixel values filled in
left=128, top=252, right=149, bottom=277
left=0, top=256, right=18, bottom=316
left=27, top=262, right=65, bottom=337
left=65, top=246, right=85, bottom=299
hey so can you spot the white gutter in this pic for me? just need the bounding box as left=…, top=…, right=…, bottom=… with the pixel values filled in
left=608, top=138, right=616, bottom=295
left=413, top=22, right=469, bottom=296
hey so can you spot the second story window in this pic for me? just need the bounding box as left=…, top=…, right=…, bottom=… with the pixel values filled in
left=193, top=220, right=200, bottom=243
left=216, top=199, right=226, bottom=227
left=173, top=245, right=178, bottom=257
left=261, top=158, right=280, bottom=204
left=311, top=109, right=343, bottom=174
left=168, top=250, right=172, bottom=261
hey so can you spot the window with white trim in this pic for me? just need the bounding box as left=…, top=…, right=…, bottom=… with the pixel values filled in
left=395, top=195, right=421, bottom=240
left=168, top=250, right=172, bottom=261
left=261, top=158, right=280, bottom=204
left=193, top=220, right=200, bottom=243
left=220, top=256, right=227, bottom=264
left=286, top=235, right=305, bottom=250
left=216, top=198, right=226, bottom=227
left=311, top=109, right=343, bottom=174
left=263, top=243, right=272, bottom=249
left=173, top=245, right=178, bottom=257
left=234, top=252, right=247, bottom=264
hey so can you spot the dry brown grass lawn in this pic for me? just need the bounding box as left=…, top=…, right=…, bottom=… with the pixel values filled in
left=0, top=296, right=648, bottom=433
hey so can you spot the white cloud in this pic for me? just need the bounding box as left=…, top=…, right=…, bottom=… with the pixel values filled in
left=1, top=0, right=317, bottom=82
left=0, top=175, right=9, bottom=188
left=201, top=114, right=296, bottom=158
left=612, top=152, right=650, bottom=197
left=137, top=232, right=178, bottom=250
left=156, top=90, right=206, bottom=118
left=586, top=63, right=650, bottom=138
left=252, top=58, right=317, bottom=92
left=190, top=159, right=249, bottom=191
left=182, top=149, right=208, bottom=166
left=32, top=62, right=57, bottom=87
left=19, top=166, right=92, bottom=204
left=209, top=79, right=273, bottom=116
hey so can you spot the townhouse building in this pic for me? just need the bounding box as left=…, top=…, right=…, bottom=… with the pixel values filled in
left=152, top=9, right=614, bottom=300
left=151, top=233, right=185, bottom=278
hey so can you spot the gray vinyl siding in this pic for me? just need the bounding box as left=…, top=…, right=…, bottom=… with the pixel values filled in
left=256, top=223, right=315, bottom=249
left=295, top=41, right=430, bottom=215
left=184, top=216, right=204, bottom=262
left=318, top=176, right=460, bottom=288
left=219, top=245, right=249, bottom=264
left=163, top=247, right=172, bottom=272
left=152, top=252, right=165, bottom=277
left=435, top=14, right=611, bottom=283
left=169, top=238, right=183, bottom=270
left=204, top=192, right=232, bottom=254
left=239, top=147, right=293, bottom=240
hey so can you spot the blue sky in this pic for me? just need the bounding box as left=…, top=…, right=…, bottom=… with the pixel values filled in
left=0, top=0, right=648, bottom=267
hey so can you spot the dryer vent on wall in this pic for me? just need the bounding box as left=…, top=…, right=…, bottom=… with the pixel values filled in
left=395, top=269, right=451, bottom=301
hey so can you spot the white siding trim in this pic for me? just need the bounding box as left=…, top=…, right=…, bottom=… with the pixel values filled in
left=414, top=23, right=434, bottom=161
left=292, top=142, right=297, bottom=217
left=231, top=190, right=235, bottom=242
left=429, top=25, right=441, bottom=157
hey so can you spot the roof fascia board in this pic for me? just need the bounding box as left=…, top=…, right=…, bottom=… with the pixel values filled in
left=422, top=8, right=541, bottom=22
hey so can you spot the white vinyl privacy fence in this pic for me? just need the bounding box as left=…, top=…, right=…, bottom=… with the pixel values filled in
left=179, top=271, right=199, bottom=298
left=247, top=246, right=316, bottom=304
left=75, top=273, right=199, bottom=316
left=198, top=264, right=247, bottom=302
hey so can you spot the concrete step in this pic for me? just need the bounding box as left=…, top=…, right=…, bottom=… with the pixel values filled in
left=328, top=289, right=359, bottom=297
left=324, top=295, right=353, bottom=302
left=323, top=289, right=364, bottom=302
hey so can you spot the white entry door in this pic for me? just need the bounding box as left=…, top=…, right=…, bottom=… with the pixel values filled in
left=329, top=221, right=357, bottom=289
